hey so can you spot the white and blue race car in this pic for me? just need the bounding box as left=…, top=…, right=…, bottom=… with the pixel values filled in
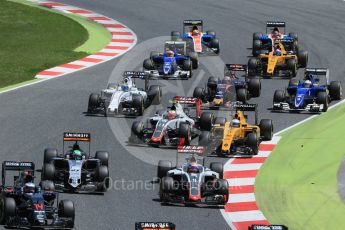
left=87, top=71, right=162, bottom=117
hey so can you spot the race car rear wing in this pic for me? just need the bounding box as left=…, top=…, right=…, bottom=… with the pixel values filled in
left=266, top=21, right=286, bottom=34
left=249, top=224, right=288, bottom=230
left=224, top=64, right=248, bottom=78
left=304, top=68, right=329, bottom=83
left=183, top=19, right=203, bottom=33
left=135, top=222, right=176, bottom=230
left=2, top=161, right=35, bottom=186
left=63, top=132, right=91, bottom=157
left=234, top=103, right=258, bottom=124
left=173, top=96, right=202, bottom=118
left=123, top=71, right=151, bottom=91
left=177, top=145, right=205, bottom=167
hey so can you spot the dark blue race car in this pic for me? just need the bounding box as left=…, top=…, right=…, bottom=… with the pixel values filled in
left=143, top=41, right=198, bottom=79
left=0, top=161, right=75, bottom=228
left=273, top=68, right=342, bottom=112
left=171, top=20, right=219, bottom=55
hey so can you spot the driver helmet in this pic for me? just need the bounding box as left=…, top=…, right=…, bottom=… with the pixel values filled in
left=187, top=164, right=199, bottom=173
left=121, top=79, right=129, bottom=91
left=167, top=110, right=176, bottom=120
left=231, top=119, right=240, bottom=128
left=24, top=182, right=35, bottom=196
left=166, top=50, right=174, bottom=57
left=72, top=149, right=82, bottom=160
left=303, top=80, right=312, bottom=88
left=192, top=28, right=199, bottom=36
left=72, top=142, right=80, bottom=151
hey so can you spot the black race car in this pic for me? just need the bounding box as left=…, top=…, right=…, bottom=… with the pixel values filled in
left=0, top=161, right=74, bottom=228
left=41, top=132, right=109, bottom=193
left=193, top=64, right=261, bottom=106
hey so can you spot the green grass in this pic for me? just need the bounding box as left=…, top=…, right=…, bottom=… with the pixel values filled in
left=0, top=0, right=105, bottom=88
left=256, top=103, right=345, bottom=229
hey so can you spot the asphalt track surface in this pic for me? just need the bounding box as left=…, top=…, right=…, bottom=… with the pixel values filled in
left=2, top=0, right=345, bottom=229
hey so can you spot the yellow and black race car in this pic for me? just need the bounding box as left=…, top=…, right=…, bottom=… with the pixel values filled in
left=198, top=104, right=273, bottom=156
left=248, top=39, right=308, bottom=78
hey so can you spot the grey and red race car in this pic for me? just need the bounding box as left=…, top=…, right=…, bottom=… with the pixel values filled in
left=129, top=97, right=216, bottom=147
left=193, top=64, right=261, bottom=107
left=0, top=161, right=74, bottom=228
left=157, top=146, right=228, bottom=206
left=41, top=132, right=109, bottom=193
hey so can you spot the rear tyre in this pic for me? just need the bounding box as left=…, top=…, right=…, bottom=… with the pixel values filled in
left=131, top=121, right=144, bottom=137
left=297, top=50, right=308, bottom=68
left=253, top=32, right=263, bottom=40
left=88, top=93, right=101, bottom=113
left=286, top=59, right=297, bottom=77
left=248, top=58, right=259, bottom=76
left=210, top=39, right=220, bottom=54
left=214, top=179, right=229, bottom=195
left=44, top=148, right=57, bottom=164
left=198, top=131, right=211, bottom=146
left=96, top=165, right=109, bottom=182
left=42, top=163, right=55, bottom=181
left=317, top=91, right=328, bottom=112
left=252, top=39, right=262, bottom=56
left=148, top=85, right=162, bottom=105
left=210, top=162, right=223, bottom=179
left=160, top=176, right=175, bottom=194
left=132, top=95, right=144, bottom=116
left=259, top=119, right=273, bottom=141
left=329, top=81, right=342, bottom=100
left=206, top=31, right=216, bottom=36
left=199, top=112, right=215, bottom=131
left=288, top=32, right=298, bottom=41
left=171, top=31, right=180, bottom=41
left=236, top=88, right=247, bottom=104
left=157, top=160, right=172, bottom=179
left=246, top=132, right=259, bottom=155
left=189, top=52, right=199, bottom=69
left=193, top=87, right=205, bottom=100
left=248, top=78, right=261, bottom=97
left=143, top=58, right=154, bottom=70
left=178, top=122, right=191, bottom=145
left=95, top=151, right=109, bottom=166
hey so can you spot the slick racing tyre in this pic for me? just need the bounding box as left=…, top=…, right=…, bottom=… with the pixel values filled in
left=96, top=151, right=109, bottom=166
left=236, top=88, right=247, bottom=104
left=58, top=200, right=75, bottom=228
left=42, top=163, right=55, bottom=181
left=189, top=52, right=199, bottom=69
left=143, top=58, right=154, bottom=70
left=329, top=81, right=342, bottom=100
left=297, top=50, right=308, bottom=68
left=210, top=162, right=224, bottom=179
left=200, top=112, right=215, bottom=131
left=148, top=85, right=162, bottom=105
left=131, top=121, right=144, bottom=138
left=214, top=117, right=227, bottom=126
left=286, top=59, right=297, bottom=77
left=178, top=122, right=192, bottom=145
left=259, top=119, right=273, bottom=141
left=246, top=132, right=259, bottom=155
left=317, top=91, right=328, bottom=112
left=132, top=95, right=145, bottom=115
left=248, top=78, right=261, bottom=97
left=198, top=131, right=211, bottom=147
left=210, top=38, right=220, bottom=54
left=0, top=197, right=16, bottom=224
left=252, top=39, right=262, bottom=56
left=206, top=30, right=216, bottom=36
left=193, top=87, right=205, bottom=100
left=214, top=179, right=229, bottom=195
left=44, top=148, right=57, bottom=164
left=273, top=90, right=285, bottom=104
left=88, top=93, right=101, bottom=113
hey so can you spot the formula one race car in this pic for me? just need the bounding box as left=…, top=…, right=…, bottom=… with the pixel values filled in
left=272, top=68, right=342, bottom=112
left=41, top=132, right=109, bottom=193
left=157, top=146, right=228, bottom=206
left=143, top=41, right=198, bottom=79
left=171, top=20, right=219, bottom=55
left=193, top=64, right=261, bottom=106
left=129, top=97, right=216, bottom=147
left=198, top=104, right=273, bottom=156
left=248, top=39, right=308, bottom=78
left=252, top=21, right=298, bottom=56
left=87, top=71, right=162, bottom=117
left=0, top=161, right=74, bottom=228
